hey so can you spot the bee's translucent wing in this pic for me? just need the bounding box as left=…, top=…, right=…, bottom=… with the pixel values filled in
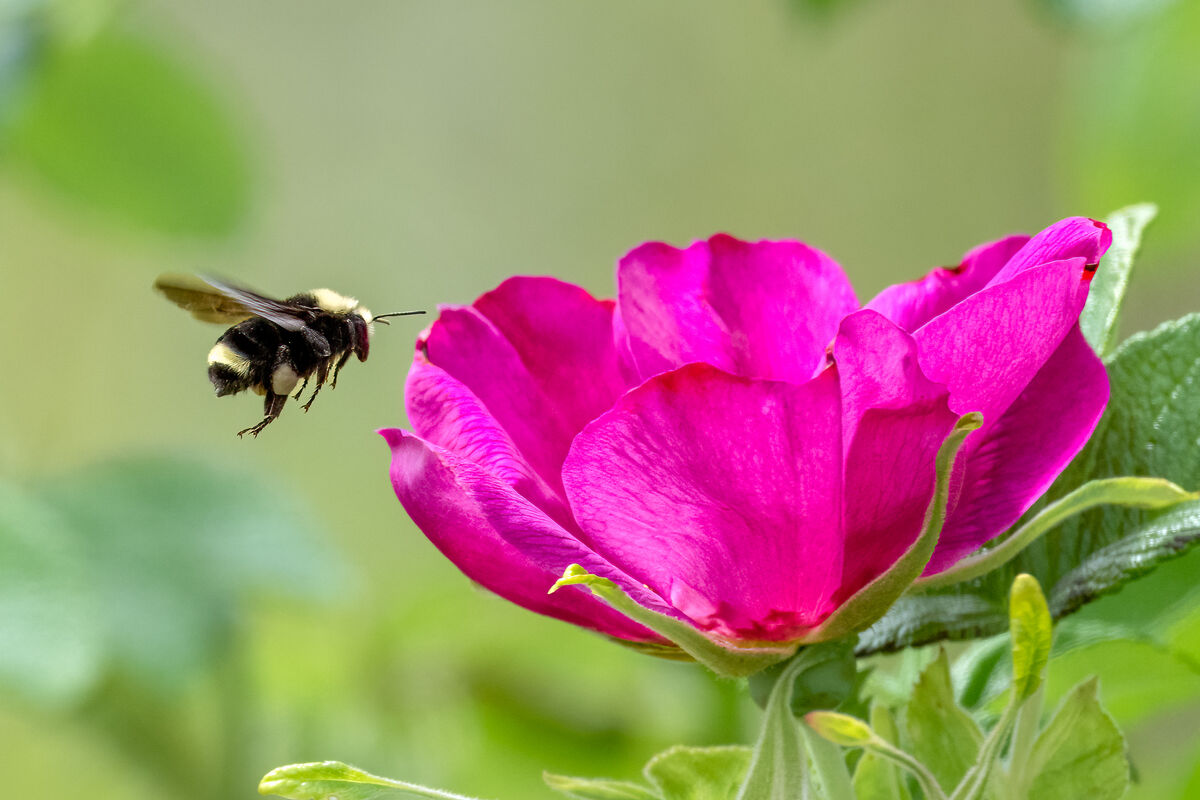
left=154, top=274, right=309, bottom=331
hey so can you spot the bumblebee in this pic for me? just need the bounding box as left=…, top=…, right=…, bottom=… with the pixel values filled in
left=154, top=274, right=423, bottom=437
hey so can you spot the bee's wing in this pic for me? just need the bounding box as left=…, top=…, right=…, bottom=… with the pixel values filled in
left=154, top=274, right=309, bottom=331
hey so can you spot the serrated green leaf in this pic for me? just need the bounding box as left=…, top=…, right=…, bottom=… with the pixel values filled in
left=851, top=705, right=911, bottom=800
left=904, top=650, right=982, bottom=792
left=1079, top=203, right=1157, bottom=357
left=6, top=29, right=250, bottom=236
left=643, top=746, right=751, bottom=800
left=259, top=761, right=484, bottom=800
left=863, top=312, right=1200, bottom=654
left=1026, top=679, right=1129, bottom=800
left=544, top=772, right=661, bottom=800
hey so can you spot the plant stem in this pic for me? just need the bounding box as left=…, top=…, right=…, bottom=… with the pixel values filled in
left=800, top=721, right=854, bottom=800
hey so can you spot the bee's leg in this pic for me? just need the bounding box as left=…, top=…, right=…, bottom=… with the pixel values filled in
left=292, top=376, right=310, bottom=401
left=300, top=361, right=331, bottom=412
left=329, top=349, right=353, bottom=389
left=238, top=391, right=287, bottom=438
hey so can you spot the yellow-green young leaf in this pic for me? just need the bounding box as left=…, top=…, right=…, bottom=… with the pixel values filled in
left=7, top=30, right=250, bottom=237
left=544, top=773, right=661, bottom=800
left=1010, top=575, right=1053, bottom=701
left=803, top=711, right=874, bottom=748
left=259, top=762, right=483, bottom=800
left=643, top=746, right=752, bottom=800
left=852, top=705, right=911, bottom=800
left=550, top=566, right=794, bottom=678
left=904, top=650, right=983, bottom=793
left=1026, top=679, right=1129, bottom=800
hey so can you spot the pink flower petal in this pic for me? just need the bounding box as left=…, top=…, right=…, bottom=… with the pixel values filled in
left=617, top=235, right=858, bottom=383
left=831, top=311, right=957, bottom=599
left=381, top=428, right=669, bottom=641
left=925, top=326, right=1109, bottom=573
left=914, top=258, right=1093, bottom=429
left=562, top=364, right=844, bottom=641
left=986, top=216, right=1111, bottom=287
left=866, top=235, right=1029, bottom=332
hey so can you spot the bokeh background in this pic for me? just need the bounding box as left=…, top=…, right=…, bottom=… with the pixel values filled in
left=3, top=0, right=1200, bottom=797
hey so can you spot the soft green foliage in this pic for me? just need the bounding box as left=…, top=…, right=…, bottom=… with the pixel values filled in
left=5, top=29, right=249, bottom=236
left=903, top=651, right=981, bottom=792
left=1080, top=203, right=1158, bottom=357
left=544, top=773, right=662, bottom=800
left=259, top=762, right=483, bottom=800
left=862, top=294, right=1200, bottom=654
left=644, top=746, right=753, bottom=800
left=1027, top=680, right=1128, bottom=800
left=850, top=705, right=910, bottom=800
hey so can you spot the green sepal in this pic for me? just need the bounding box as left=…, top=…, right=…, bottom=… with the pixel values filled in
left=800, top=413, right=981, bottom=642
left=914, top=476, right=1195, bottom=591
left=258, top=761, right=482, bottom=800
left=550, top=567, right=794, bottom=678
left=735, top=652, right=813, bottom=799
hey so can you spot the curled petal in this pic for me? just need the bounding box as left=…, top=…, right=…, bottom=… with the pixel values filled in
left=563, top=364, right=844, bottom=641
left=617, top=235, right=858, bottom=383
left=866, top=235, right=1029, bottom=332
left=381, top=428, right=669, bottom=641
left=986, top=216, right=1111, bottom=287
left=925, top=326, right=1109, bottom=572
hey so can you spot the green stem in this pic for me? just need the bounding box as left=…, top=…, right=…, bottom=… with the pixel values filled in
left=800, top=721, right=854, bottom=800
left=950, top=697, right=1019, bottom=800
left=1005, top=684, right=1044, bottom=800
left=862, top=737, right=948, bottom=800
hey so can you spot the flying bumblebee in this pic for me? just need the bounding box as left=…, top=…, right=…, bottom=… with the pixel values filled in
left=154, top=274, right=424, bottom=437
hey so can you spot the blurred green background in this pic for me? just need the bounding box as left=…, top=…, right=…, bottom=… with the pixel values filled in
left=3, top=0, right=1200, bottom=797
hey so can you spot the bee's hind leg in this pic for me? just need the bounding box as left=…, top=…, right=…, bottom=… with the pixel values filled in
left=301, top=361, right=331, bottom=412
left=238, top=391, right=287, bottom=438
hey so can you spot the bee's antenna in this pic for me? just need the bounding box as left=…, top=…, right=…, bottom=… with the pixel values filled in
left=372, top=310, right=426, bottom=326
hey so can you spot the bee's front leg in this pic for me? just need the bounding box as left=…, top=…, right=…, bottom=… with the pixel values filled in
left=301, top=360, right=331, bottom=412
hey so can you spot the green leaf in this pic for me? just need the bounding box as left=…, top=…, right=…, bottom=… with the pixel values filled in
left=0, top=480, right=103, bottom=705
left=1079, top=203, right=1157, bottom=357
left=6, top=28, right=250, bottom=236
left=36, top=456, right=342, bottom=690
left=259, top=761, right=484, bottom=800
left=644, top=746, right=752, bottom=800
left=550, top=566, right=794, bottom=678
left=806, top=710, right=947, bottom=800
left=903, top=650, right=982, bottom=793
left=544, top=773, right=661, bottom=800
left=1025, top=679, right=1129, bottom=800
left=851, top=705, right=911, bottom=800
left=804, top=413, right=981, bottom=641
left=1009, top=575, right=1053, bottom=702
left=735, top=653, right=811, bottom=800
left=862, top=312, right=1200, bottom=654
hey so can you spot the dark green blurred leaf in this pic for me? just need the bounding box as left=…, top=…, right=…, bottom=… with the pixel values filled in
left=861, top=313, right=1200, bottom=654
left=0, top=480, right=103, bottom=705
left=31, top=456, right=342, bottom=690
left=644, top=746, right=751, bottom=800
left=259, top=761, right=483, bottom=800
left=1026, top=678, right=1128, bottom=800
left=748, top=637, right=858, bottom=716
left=903, top=650, right=981, bottom=793
left=5, top=28, right=250, bottom=236
left=1066, top=0, right=1200, bottom=251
